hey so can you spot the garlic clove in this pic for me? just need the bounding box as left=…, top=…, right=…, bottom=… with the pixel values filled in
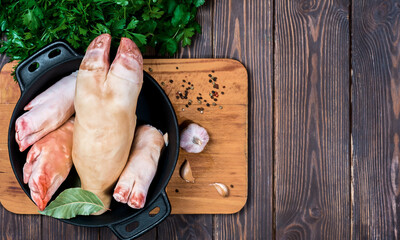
left=211, top=183, right=229, bottom=197
left=180, top=159, right=195, bottom=183
left=163, top=132, right=169, bottom=147
left=180, top=123, right=209, bottom=153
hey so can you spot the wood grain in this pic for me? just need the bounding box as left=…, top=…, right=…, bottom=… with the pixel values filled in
left=99, top=226, right=157, bottom=240
left=352, top=1, right=400, bottom=239
left=0, top=61, right=20, bottom=105
left=275, top=0, right=350, bottom=239
left=42, top=217, right=99, bottom=240
left=0, top=58, right=248, bottom=216
left=177, top=0, right=213, bottom=59
left=0, top=143, right=38, bottom=214
left=3, top=1, right=400, bottom=239
left=213, top=0, right=273, bottom=239
left=157, top=215, right=212, bottom=240
left=156, top=2, right=214, bottom=239
left=0, top=211, right=41, bottom=240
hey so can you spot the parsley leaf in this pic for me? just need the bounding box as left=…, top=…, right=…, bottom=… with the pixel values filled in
left=194, top=0, right=205, bottom=8
left=172, top=4, right=190, bottom=27
left=181, top=27, right=195, bottom=47
left=132, top=33, right=147, bottom=45
left=127, top=18, right=139, bottom=30
left=0, top=0, right=204, bottom=78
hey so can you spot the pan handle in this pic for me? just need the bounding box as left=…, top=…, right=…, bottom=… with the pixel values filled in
left=109, top=191, right=171, bottom=240
left=15, top=41, right=80, bottom=92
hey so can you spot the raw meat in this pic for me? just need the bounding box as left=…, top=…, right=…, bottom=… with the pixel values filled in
left=72, top=34, right=143, bottom=214
left=15, top=71, right=77, bottom=152
left=23, top=118, right=74, bottom=211
left=113, top=125, right=165, bottom=209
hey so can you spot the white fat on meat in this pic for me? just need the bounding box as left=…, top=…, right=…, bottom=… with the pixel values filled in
left=72, top=34, right=143, bottom=214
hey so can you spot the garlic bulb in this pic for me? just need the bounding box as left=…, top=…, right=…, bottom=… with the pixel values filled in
left=180, top=123, right=209, bottom=153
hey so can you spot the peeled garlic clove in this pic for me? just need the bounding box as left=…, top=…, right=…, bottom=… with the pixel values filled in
left=211, top=183, right=229, bottom=197
left=180, top=123, right=209, bottom=153
left=163, top=133, right=169, bottom=147
left=180, top=159, right=195, bottom=183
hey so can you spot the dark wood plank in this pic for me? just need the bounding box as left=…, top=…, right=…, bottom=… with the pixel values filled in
left=352, top=1, right=400, bottom=239
left=0, top=205, right=41, bottom=239
left=99, top=226, right=157, bottom=240
left=157, top=215, right=212, bottom=240
left=275, top=0, right=350, bottom=239
left=41, top=216, right=99, bottom=240
left=177, top=1, right=213, bottom=59
left=156, top=1, right=214, bottom=239
left=213, top=0, right=273, bottom=239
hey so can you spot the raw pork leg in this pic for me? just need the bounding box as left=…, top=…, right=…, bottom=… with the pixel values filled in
left=23, top=118, right=74, bottom=211
left=72, top=34, right=143, bottom=213
left=113, top=125, right=165, bottom=209
left=15, top=71, right=77, bottom=152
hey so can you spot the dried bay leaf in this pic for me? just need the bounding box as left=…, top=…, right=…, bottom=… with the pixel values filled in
left=39, top=188, right=108, bottom=219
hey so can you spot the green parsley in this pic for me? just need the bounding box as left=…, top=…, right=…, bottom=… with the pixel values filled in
left=0, top=0, right=204, bottom=64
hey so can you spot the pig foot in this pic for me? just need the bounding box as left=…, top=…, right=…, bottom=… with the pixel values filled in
left=73, top=34, right=143, bottom=213
left=15, top=71, right=77, bottom=152
left=113, top=125, right=165, bottom=209
left=23, top=118, right=74, bottom=210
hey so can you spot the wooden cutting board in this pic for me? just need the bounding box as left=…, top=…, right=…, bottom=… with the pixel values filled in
left=0, top=59, right=247, bottom=214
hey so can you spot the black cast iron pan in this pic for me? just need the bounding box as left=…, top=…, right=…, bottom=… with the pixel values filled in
left=8, top=41, right=179, bottom=240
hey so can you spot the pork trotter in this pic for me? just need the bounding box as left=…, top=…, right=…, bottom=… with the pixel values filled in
left=72, top=34, right=143, bottom=214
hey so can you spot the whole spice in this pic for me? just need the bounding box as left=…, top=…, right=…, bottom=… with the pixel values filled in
left=211, top=183, right=229, bottom=197
left=180, top=123, right=209, bottom=153
left=180, top=159, right=195, bottom=183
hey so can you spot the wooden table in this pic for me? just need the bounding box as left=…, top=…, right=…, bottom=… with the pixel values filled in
left=1, top=0, right=400, bottom=239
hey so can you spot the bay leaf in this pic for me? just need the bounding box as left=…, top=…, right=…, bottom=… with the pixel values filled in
left=39, top=188, right=108, bottom=219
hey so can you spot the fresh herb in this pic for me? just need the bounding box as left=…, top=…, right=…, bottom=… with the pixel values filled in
left=39, top=188, right=108, bottom=219
left=0, top=0, right=204, bottom=63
